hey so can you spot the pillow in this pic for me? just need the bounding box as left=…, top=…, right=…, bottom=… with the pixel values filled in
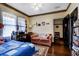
left=0, top=36, right=4, bottom=45
left=3, top=37, right=11, bottom=42
left=41, top=36, right=47, bottom=39
left=28, top=44, right=35, bottom=48
left=6, top=40, right=24, bottom=46
left=21, top=44, right=28, bottom=47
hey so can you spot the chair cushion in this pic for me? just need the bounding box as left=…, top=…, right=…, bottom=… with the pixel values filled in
left=40, top=39, right=49, bottom=43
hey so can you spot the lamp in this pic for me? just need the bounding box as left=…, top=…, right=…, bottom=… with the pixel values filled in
left=29, top=25, right=32, bottom=29
left=32, top=3, right=43, bottom=10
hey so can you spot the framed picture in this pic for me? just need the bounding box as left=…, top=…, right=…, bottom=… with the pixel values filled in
left=42, top=22, right=45, bottom=26
left=36, top=22, right=38, bottom=26
left=46, top=23, right=49, bottom=25
left=38, top=23, right=41, bottom=26
left=56, top=25, right=59, bottom=28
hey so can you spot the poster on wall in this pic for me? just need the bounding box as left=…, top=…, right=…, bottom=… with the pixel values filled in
left=38, top=23, right=41, bottom=26
left=46, top=23, right=49, bottom=25
left=42, top=22, right=45, bottom=26
left=36, top=22, right=38, bottom=26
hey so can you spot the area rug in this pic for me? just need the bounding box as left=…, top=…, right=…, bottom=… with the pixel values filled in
left=33, top=45, right=49, bottom=56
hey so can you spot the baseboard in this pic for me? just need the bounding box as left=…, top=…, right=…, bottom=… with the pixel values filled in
left=59, top=37, right=63, bottom=38
left=59, top=38, right=64, bottom=40
left=52, top=42, right=54, bottom=46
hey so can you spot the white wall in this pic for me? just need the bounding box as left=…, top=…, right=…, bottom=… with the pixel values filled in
left=30, top=12, right=67, bottom=42
left=29, top=3, right=79, bottom=42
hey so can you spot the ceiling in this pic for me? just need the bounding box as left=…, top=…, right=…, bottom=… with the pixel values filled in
left=7, top=3, right=69, bottom=16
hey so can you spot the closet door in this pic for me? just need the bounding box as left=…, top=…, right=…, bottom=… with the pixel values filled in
left=63, top=15, right=70, bottom=47
left=71, top=7, right=78, bottom=51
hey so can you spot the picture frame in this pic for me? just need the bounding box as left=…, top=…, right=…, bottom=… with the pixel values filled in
left=38, top=23, right=41, bottom=26
left=46, top=23, right=49, bottom=25
left=42, top=22, right=45, bottom=26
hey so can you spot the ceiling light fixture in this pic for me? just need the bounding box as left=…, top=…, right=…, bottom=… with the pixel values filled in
left=32, top=3, right=43, bottom=10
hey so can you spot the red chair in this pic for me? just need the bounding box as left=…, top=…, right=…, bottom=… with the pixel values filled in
left=39, top=34, right=52, bottom=46
left=0, top=23, right=4, bottom=45
left=0, top=23, right=4, bottom=29
left=31, top=34, right=52, bottom=46
left=0, top=37, right=4, bottom=45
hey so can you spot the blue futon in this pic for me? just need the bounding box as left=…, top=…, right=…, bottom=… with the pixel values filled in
left=0, top=40, right=36, bottom=56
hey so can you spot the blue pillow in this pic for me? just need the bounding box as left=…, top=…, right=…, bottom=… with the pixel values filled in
left=3, top=37, right=11, bottom=42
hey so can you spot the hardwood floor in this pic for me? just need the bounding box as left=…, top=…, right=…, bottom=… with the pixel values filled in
left=54, top=44, right=71, bottom=56
left=47, top=39, right=71, bottom=56
left=47, top=46, right=53, bottom=56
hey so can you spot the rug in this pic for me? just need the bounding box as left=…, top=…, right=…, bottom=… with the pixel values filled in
left=33, top=45, right=49, bottom=56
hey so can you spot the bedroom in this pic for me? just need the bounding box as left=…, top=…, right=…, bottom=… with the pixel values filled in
left=0, top=3, right=79, bottom=56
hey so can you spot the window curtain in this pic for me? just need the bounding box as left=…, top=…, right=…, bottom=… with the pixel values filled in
left=2, top=11, right=17, bottom=37
left=17, top=17, right=26, bottom=32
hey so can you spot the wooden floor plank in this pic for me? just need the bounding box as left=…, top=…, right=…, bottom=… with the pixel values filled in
left=47, top=39, right=71, bottom=56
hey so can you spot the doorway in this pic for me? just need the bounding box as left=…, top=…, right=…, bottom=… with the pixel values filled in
left=53, top=18, right=71, bottom=56
left=54, top=18, right=64, bottom=45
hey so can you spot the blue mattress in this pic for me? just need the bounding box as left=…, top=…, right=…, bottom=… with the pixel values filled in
left=0, top=40, right=36, bottom=56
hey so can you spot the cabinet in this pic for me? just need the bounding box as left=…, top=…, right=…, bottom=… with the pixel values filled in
left=72, top=7, right=79, bottom=55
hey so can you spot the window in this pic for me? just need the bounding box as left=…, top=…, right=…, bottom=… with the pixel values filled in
left=2, top=12, right=17, bottom=37
left=2, top=11, right=26, bottom=37
left=18, top=17, right=26, bottom=32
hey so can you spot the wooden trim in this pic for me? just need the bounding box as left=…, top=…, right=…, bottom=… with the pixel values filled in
left=73, top=26, right=79, bottom=28
left=1, top=3, right=71, bottom=17
left=52, top=42, right=54, bottom=46
left=54, top=24, right=63, bottom=25
left=59, top=38, right=64, bottom=40
left=65, top=3, right=71, bottom=11
left=54, top=18, right=64, bottom=20
left=30, top=9, right=66, bottom=17
left=1, top=3, right=30, bottom=17
left=30, top=3, right=71, bottom=17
